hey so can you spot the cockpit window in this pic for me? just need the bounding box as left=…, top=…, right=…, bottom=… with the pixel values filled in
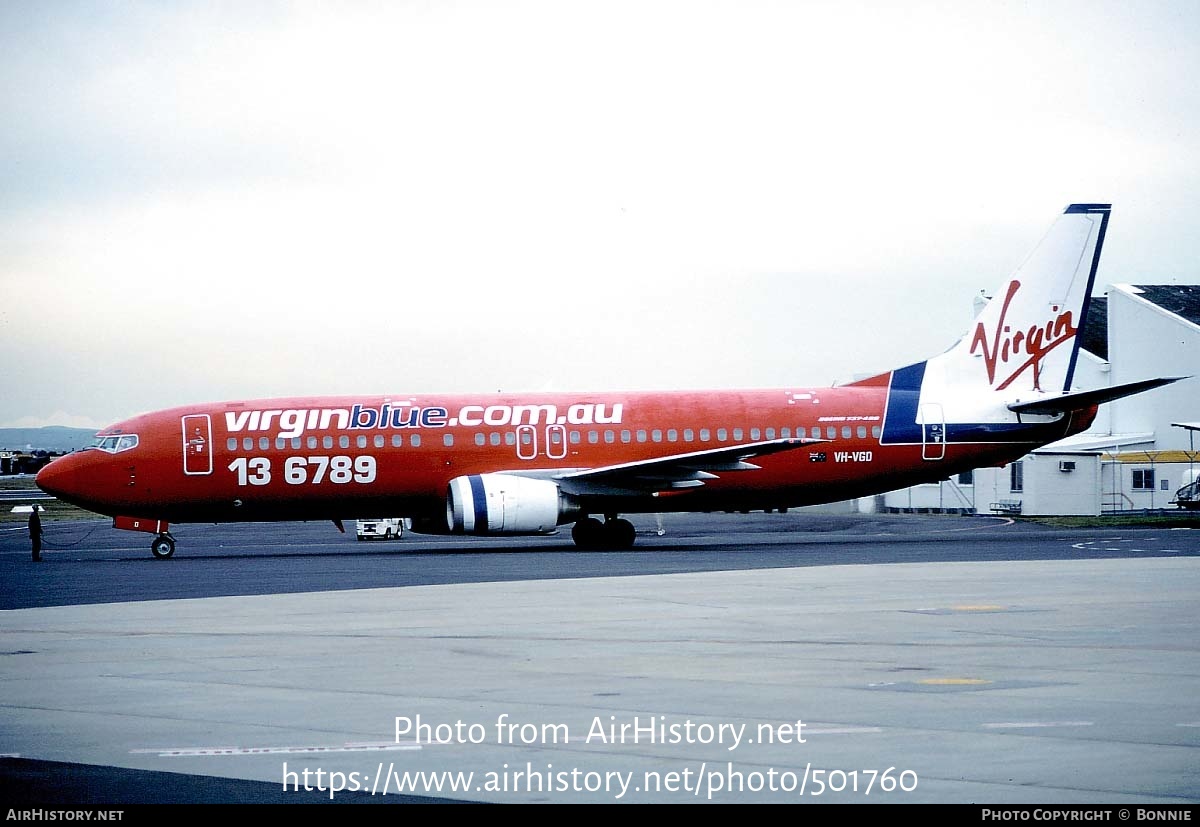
left=88, top=434, right=139, bottom=453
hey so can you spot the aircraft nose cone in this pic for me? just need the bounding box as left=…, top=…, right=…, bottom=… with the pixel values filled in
left=36, top=453, right=90, bottom=505
left=36, top=455, right=74, bottom=499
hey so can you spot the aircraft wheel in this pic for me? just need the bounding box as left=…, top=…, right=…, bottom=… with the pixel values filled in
left=151, top=535, right=175, bottom=559
left=571, top=517, right=604, bottom=549
left=603, top=518, right=637, bottom=551
left=384, top=529, right=393, bottom=540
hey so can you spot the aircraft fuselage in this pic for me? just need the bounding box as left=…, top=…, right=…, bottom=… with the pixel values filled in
left=37, top=382, right=1091, bottom=527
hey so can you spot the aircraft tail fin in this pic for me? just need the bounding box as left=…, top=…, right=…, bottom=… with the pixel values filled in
left=918, top=203, right=1111, bottom=410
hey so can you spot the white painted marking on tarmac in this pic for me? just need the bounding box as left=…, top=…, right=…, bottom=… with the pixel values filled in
left=1176, top=722, right=1200, bottom=728
left=803, top=727, right=883, bottom=734
left=132, top=740, right=422, bottom=757
left=937, top=517, right=1014, bottom=532
left=982, top=721, right=1093, bottom=729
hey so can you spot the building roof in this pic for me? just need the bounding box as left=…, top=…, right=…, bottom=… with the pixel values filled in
left=1131, top=284, right=1200, bottom=327
left=1047, top=432, right=1155, bottom=452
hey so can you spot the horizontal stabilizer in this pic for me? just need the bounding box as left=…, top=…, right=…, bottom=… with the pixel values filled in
left=1007, top=376, right=1188, bottom=415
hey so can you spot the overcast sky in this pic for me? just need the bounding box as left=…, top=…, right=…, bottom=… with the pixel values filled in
left=2, top=0, right=1198, bottom=429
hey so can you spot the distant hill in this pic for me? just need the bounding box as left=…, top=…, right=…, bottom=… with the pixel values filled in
left=0, top=426, right=97, bottom=453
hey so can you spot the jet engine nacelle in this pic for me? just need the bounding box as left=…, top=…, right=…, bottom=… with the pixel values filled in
left=446, top=474, right=579, bottom=535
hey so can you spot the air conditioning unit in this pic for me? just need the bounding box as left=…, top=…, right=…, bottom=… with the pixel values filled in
left=1059, top=460, right=1076, bottom=472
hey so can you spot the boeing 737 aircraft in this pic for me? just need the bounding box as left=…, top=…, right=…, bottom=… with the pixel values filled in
left=37, top=204, right=1182, bottom=557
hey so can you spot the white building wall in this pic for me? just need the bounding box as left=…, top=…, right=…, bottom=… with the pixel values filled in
left=971, top=455, right=1100, bottom=516
left=972, top=466, right=1007, bottom=512
left=882, top=477, right=976, bottom=513
left=1102, top=460, right=1200, bottom=512
left=1023, top=454, right=1101, bottom=515
left=1107, top=287, right=1200, bottom=450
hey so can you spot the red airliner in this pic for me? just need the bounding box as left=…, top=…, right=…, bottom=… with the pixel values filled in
left=37, top=204, right=1181, bottom=557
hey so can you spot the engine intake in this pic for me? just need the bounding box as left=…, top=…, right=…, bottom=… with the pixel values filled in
left=446, top=474, right=578, bottom=535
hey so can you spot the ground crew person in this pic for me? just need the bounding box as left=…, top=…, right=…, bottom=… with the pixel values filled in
left=29, top=505, right=43, bottom=562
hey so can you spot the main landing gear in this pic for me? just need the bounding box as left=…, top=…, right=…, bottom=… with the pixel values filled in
left=151, top=533, right=176, bottom=559
left=571, top=515, right=637, bottom=550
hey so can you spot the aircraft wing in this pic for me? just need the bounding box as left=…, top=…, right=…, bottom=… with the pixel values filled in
left=1007, top=376, right=1189, bottom=416
left=554, top=438, right=826, bottom=497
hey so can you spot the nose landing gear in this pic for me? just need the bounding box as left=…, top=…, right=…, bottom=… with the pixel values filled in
left=151, top=533, right=176, bottom=559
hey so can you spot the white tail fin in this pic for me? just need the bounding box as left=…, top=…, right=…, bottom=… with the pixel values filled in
left=920, top=203, right=1110, bottom=420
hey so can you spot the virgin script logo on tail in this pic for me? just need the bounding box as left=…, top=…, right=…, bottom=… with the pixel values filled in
left=969, top=280, right=1077, bottom=391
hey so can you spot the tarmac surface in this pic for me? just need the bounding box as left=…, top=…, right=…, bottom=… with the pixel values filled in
left=1, top=511, right=1198, bottom=805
